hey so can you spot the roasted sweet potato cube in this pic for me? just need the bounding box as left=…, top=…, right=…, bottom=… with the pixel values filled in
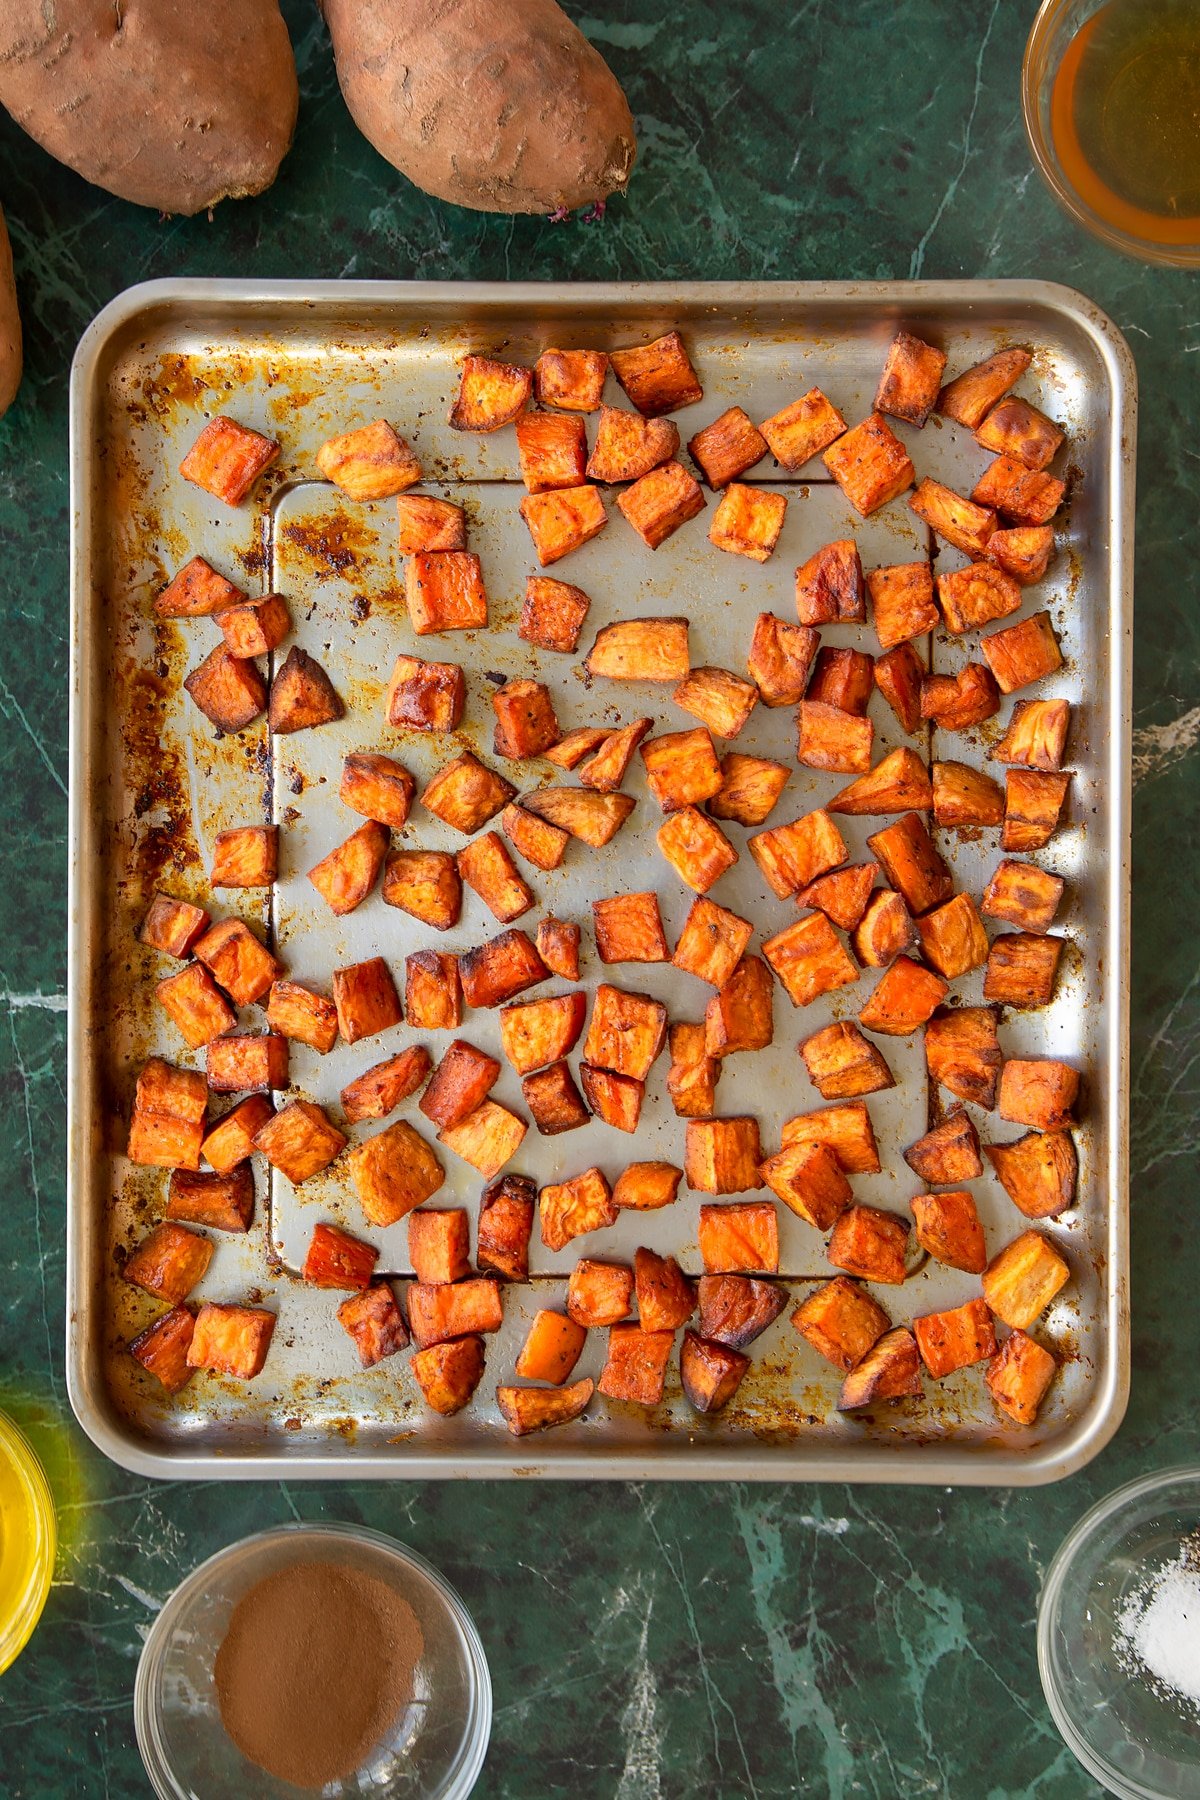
left=698, top=1275, right=787, bottom=1349
left=674, top=666, right=759, bottom=740
left=386, top=655, right=466, bottom=732
left=316, top=419, right=420, bottom=498
left=210, top=825, right=278, bottom=890
left=184, top=645, right=267, bottom=733
left=139, top=893, right=210, bottom=960
left=449, top=354, right=531, bottom=431
left=867, top=813, right=952, bottom=916
left=991, top=699, right=1070, bottom=770
left=925, top=1006, right=1002, bottom=1110
left=539, top=1166, right=616, bottom=1251
left=420, top=1039, right=501, bottom=1131
left=686, top=1117, right=764, bottom=1194
left=332, top=957, right=402, bottom=1044
left=613, top=1162, right=683, bottom=1211
left=408, top=1208, right=471, bottom=1285
left=583, top=983, right=666, bottom=1080
left=704, top=957, right=773, bottom=1058
left=302, top=1221, right=378, bottom=1292
left=829, top=747, right=933, bottom=816
left=794, top=538, right=865, bottom=626
left=593, top=892, right=669, bottom=964
left=340, top=1046, right=433, bottom=1125
left=537, top=917, right=580, bottom=982
left=781, top=1101, right=882, bottom=1175
left=337, top=1282, right=409, bottom=1368
left=797, top=701, right=874, bottom=775
left=596, top=1322, right=675, bottom=1407
left=709, top=482, right=787, bottom=562
left=254, top=1100, right=346, bottom=1184
left=124, top=1221, right=212, bottom=1304
left=477, top=1173, right=536, bottom=1281
left=793, top=1276, right=891, bottom=1372
left=758, top=385, right=845, bottom=468
left=806, top=647, right=875, bottom=717
left=520, top=485, right=607, bottom=564
left=748, top=809, right=847, bottom=899
left=670, top=896, right=750, bottom=992
left=976, top=396, right=1063, bottom=470
left=939, top=346, right=1032, bottom=429
left=491, top=679, right=560, bottom=761
left=523, top=1060, right=590, bottom=1134
left=129, top=1304, right=196, bottom=1394
left=500, top=991, right=587, bottom=1073
left=697, top=1200, right=778, bottom=1272
left=688, top=406, right=768, bottom=488
left=586, top=406, right=679, bottom=483
left=634, top=1248, right=695, bottom=1333
left=706, top=754, right=790, bottom=833
left=216, top=593, right=290, bottom=660
left=838, top=1327, right=922, bottom=1410
left=986, top=1330, right=1058, bottom=1425
left=760, top=1140, right=852, bottom=1230
left=911, top=1189, right=988, bottom=1273
left=516, top=411, right=588, bottom=492
left=201, top=1095, right=273, bottom=1173
left=383, top=851, right=462, bottom=931
left=746, top=613, right=819, bottom=708
left=867, top=561, right=938, bottom=652
left=307, top=819, right=389, bottom=917
left=858, top=956, right=949, bottom=1036
left=405, top=550, right=488, bottom=634
left=412, top=1337, right=486, bottom=1414
left=587, top=616, right=690, bottom=682
left=909, top=478, right=996, bottom=557
left=395, top=494, right=467, bottom=555
left=873, top=643, right=926, bottom=736
left=578, top=718, right=653, bottom=791
left=762, top=913, right=857, bottom=1009
left=983, top=1230, right=1069, bottom=1329
left=457, top=833, right=533, bottom=924
left=349, top=1120, right=444, bottom=1227
left=852, top=889, right=917, bottom=967
left=422, top=753, right=515, bottom=836
left=408, top=1278, right=503, bottom=1349
left=999, top=1059, right=1079, bottom=1132
left=520, top=787, right=634, bottom=847
left=875, top=330, right=947, bottom=426
left=972, top=455, right=1065, bottom=526
left=157, top=961, right=236, bottom=1049
left=915, top=892, right=990, bottom=978
left=194, top=917, right=281, bottom=1006
left=914, top=1297, right=997, bottom=1380
left=936, top=562, right=1024, bottom=637
left=828, top=1205, right=910, bottom=1285
left=501, top=804, right=568, bottom=873
left=580, top=1063, right=644, bottom=1133
left=641, top=728, right=723, bottom=813
left=438, top=1100, right=527, bottom=1178
left=180, top=415, right=278, bottom=504
left=982, top=611, right=1064, bottom=694
left=619, top=460, right=705, bottom=549
left=801, top=1020, right=894, bottom=1097
left=920, top=664, right=1001, bottom=731
left=265, top=979, right=339, bottom=1054
left=1003, top=770, right=1071, bottom=853
left=517, top=1309, right=588, bottom=1383
left=497, top=1377, right=595, bottom=1435
left=460, top=929, right=548, bottom=1008
left=270, top=646, right=343, bottom=735
left=903, top=1107, right=983, bottom=1186
left=984, top=932, right=1064, bottom=1008
left=610, top=330, right=702, bottom=416
left=986, top=524, right=1055, bottom=586
left=667, top=1021, right=720, bottom=1118
left=205, top=1033, right=288, bottom=1095
left=823, top=412, right=915, bottom=516
left=657, top=807, right=738, bottom=893
left=535, top=347, right=609, bottom=412
left=336, top=755, right=413, bottom=834
left=987, top=1129, right=1077, bottom=1220
left=156, top=555, right=244, bottom=618
left=186, top=1303, right=275, bottom=1379
left=680, top=1332, right=749, bottom=1413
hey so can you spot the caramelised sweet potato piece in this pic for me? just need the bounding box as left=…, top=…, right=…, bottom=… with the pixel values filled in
left=686, top=1117, right=764, bottom=1194
left=806, top=649, right=874, bottom=719
left=688, top=406, right=768, bottom=488
left=500, top=991, right=587, bottom=1073
left=910, top=1188, right=987, bottom=1274
left=983, top=1230, right=1069, bottom=1329
left=667, top=1021, right=721, bottom=1118
left=597, top=1323, right=676, bottom=1406
left=195, top=917, right=281, bottom=1006
left=210, top=825, right=278, bottom=889
left=185, top=645, right=267, bottom=733
left=408, top=1208, right=471, bottom=1285
left=522, top=1060, right=590, bottom=1134
left=914, top=1297, right=997, bottom=1380
left=201, top=1095, right=273, bottom=1174
left=875, top=329, right=947, bottom=426
left=936, top=562, right=1023, bottom=636
left=156, top=555, right=244, bottom=619
left=673, top=896, right=753, bottom=991
left=517, top=1310, right=588, bottom=1383
left=587, top=406, right=679, bottom=483
left=337, top=1283, right=409, bottom=1369
left=903, top=1107, right=983, bottom=1185
left=982, top=611, right=1064, bottom=694
left=796, top=701, right=874, bottom=774
left=858, top=957, right=948, bottom=1036
left=316, top=419, right=420, bottom=498
left=828, top=1205, right=910, bottom=1285
left=794, top=539, right=864, bottom=626
left=349, top=1119, right=444, bottom=1227
left=781, top=1101, right=881, bottom=1175
left=535, top=347, right=609, bottom=412
left=823, top=412, right=915, bottom=516
left=593, top=891, right=669, bottom=964
left=587, top=616, right=690, bottom=683
left=674, top=666, right=759, bottom=740
left=254, top=1100, right=346, bottom=1185
left=187, top=1303, right=275, bottom=1380
left=578, top=718, right=653, bottom=791
left=269, top=647, right=342, bottom=735
left=583, top=983, right=667, bottom=1080
left=497, top=1378, right=595, bottom=1435
left=303, top=1221, right=378, bottom=1291
left=613, top=1161, right=683, bottom=1211
left=867, top=561, right=939, bottom=652
left=987, top=1129, right=1077, bottom=1219
left=521, top=485, right=608, bottom=564
left=124, top=1221, right=212, bottom=1304
left=984, top=932, right=1064, bottom=1008
left=759, top=387, right=846, bottom=469
left=986, top=524, right=1055, bottom=586
left=420, top=1039, right=501, bottom=1131
left=698, top=1274, right=786, bottom=1349
left=698, top=1200, right=778, bottom=1272
left=405, top=550, right=489, bottom=635
left=828, top=747, right=933, bottom=816
left=611, top=330, right=702, bottom=415
left=976, top=396, right=1063, bottom=470
left=536, top=917, right=580, bottom=982
left=180, top=416, right=278, bottom=505
left=762, top=913, right=858, bottom=1009
left=477, top=1173, right=536, bottom=1281
left=139, top=893, right=210, bottom=960
left=129, top=1304, right=197, bottom=1395
left=516, top=411, right=588, bottom=492
left=748, top=809, right=847, bottom=899
left=618, top=460, right=705, bottom=549
left=542, top=725, right=616, bottom=768
left=422, top=752, right=515, bottom=835
left=709, top=482, right=787, bottom=561
left=998, top=1058, right=1079, bottom=1132
left=385, top=655, right=466, bottom=732
left=874, top=642, right=926, bottom=736
left=705, top=956, right=773, bottom=1058
left=337, top=755, right=415, bottom=835
left=939, top=346, right=1032, bottom=429
left=539, top=1166, right=617, bottom=1251
left=383, top=851, right=462, bottom=930
left=395, top=494, right=466, bottom=555
left=521, top=786, right=634, bottom=847
left=1003, top=770, right=1071, bottom=852
left=216, top=594, right=291, bottom=660
left=457, top=832, right=534, bottom=924
left=746, top=613, right=819, bottom=709
left=797, top=862, right=878, bottom=933
left=972, top=455, right=1065, bottom=526
left=992, top=699, right=1071, bottom=770
left=838, top=1327, right=922, bottom=1410
left=915, top=892, right=990, bottom=979
left=449, top=354, right=531, bottom=431
left=986, top=1330, right=1058, bottom=1426
left=492, top=680, right=561, bottom=761
left=982, top=861, right=1063, bottom=940
left=408, top=1279, right=503, bottom=1349
left=411, top=1338, right=486, bottom=1415
left=867, top=813, right=952, bottom=915
left=852, top=889, right=917, bottom=967
left=157, top=961, right=236, bottom=1049
left=519, top=573, right=592, bottom=655
left=680, top=1332, right=749, bottom=1413
left=206, top=1033, right=289, bottom=1095
left=801, top=1020, right=893, bottom=1097
left=793, top=1276, right=891, bottom=1372
left=641, top=728, right=723, bottom=813
left=657, top=807, right=738, bottom=893
left=332, top=957, right=403, bottom=1044
left=635, top=1247, right=696, bottom=1332
left=341, top=1046, right=432, bottom=1124
left=925, top=1006, right=1002, bottom=1110
left=920, top=664, right=1000, bottom=731
left=307, top=819, right=389, bottom=916
left=460, top=929, right=549, bottom=1008
left=501, top=803, right=568, bottom=872
left=759, top=1140, right=852, bottom=1230
left=266, top=979, right=339, bottom=1054
left=909, top=478, right=996, bottom=557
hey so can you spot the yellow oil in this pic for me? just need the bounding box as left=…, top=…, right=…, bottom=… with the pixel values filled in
left=0, top=1416, right=56, bottom=1675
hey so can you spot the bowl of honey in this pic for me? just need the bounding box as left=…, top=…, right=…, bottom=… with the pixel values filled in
left=1023, top=0, right=1200, bottom=265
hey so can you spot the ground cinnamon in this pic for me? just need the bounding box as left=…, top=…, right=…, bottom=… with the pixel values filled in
left=214, top=1558, right=424, bottom=1790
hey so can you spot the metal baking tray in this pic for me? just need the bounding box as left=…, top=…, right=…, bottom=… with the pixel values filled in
left=67, top=280, right=1133, bottom=1483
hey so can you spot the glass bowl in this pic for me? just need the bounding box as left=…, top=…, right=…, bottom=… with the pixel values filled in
left=135, top=1523, right=491, bottom=1800
left=0, top=1413, right=56, bottom=1675
left=1039, top=1467, right=1200, bottom=1798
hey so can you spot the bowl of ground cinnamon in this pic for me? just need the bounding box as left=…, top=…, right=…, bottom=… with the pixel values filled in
left=134, top=1523, right=491, bottom=1798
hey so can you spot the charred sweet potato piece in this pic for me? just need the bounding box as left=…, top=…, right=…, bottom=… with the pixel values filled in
left=986, top=1330, right=1058, bottom=1425
left=867, top=813, right=952, bottom=916
left=337, top=755, right=414, bottom=834
left=303, top=1221, right=378, bottom=1291
left=349, top=1120, right=444, bottom=1226
left=688, top=406, right=768, bottom=488
left=194, top=918, right=281, bottom=1007
left=477, top=1173, right=536, bottom=1281
left=915, top=892, right=990, bottom=979
left=939, top=346, right=1032, bottom=429
left=673, top=896, right=753, bottom=990
left=201, top=1094, right=273, bottom=1174
left=420, top=1039, right=501, bottom=1131
left=411, top=1338, right=486, bottom=1415
left=867, top=561, right=939, bottom=652
left=254, top=1100, right=346, bottom=1184
left=408, top=1208, right=471, bottom=1285
left=873, top=642, right=926, bottom=736
left=383, top=851, right=462, bottom=930
left=925, top=1006, right=1002, bottom=1110
left=838, top=1327, right=923, bottom=1409
left=583, top=983, right=667, bottom=1080
left=521, top=787, right=635, bottom=847
left=875, top=329, right=947, bottom=426
left=395, top=494, right=467, bottom=555
left=936, top=562, right=1023, bottom=636
left=408, top=1279, right=503, bottom=1349
left=910, top=1189, right=988, bottom=1273
left=266, top=979, right=339, bottom=1055
left=157, top=961, right=236, bottom=1049
left=210, top=825, right=278, bottom=889
left=984, top=932, right=1064, bottom=1008
left=341, top=1046, right=432, bottom=1124
left=972, top=455, right=1065, bottom=526
left=674, top=666, right=759, bottom=740
left=909, top=478, right=996, bottom=557
left=535, top=347, right=609, bottom=412
left=903, top=1107, right=983, bottom=1185
left=914, top=1297, right=997, bottom=1380
left=657, top=807, right=738, bottom=893
left=748, top=809, right=847, bottom=899
left=981, top=860, right=1065, bottom=935
left=593, top=891, right=669, bottom=964
left=986, top=524, right=1055, bottom=586
left=983, top=1230, right=1070, bottom=1329
left=796, top=701, right=874, bottom=774
left=501, top=804, right=568, bottom=872
left=124, top=1221, right=212, bottom=1304
left=521, top=485, right=608, bottom=564
left=307, top=819, right=389, bottom=916
left=405, top=551, right=489, bottom=635
left=634, top=1247, right=696, bottom=1332
left=423, top=753, right=516, bottom=835
left=698, top=1275, right=786, bottom=1349
left=762, top=913, right=858, bottom=1008
left=705, top=956, right=773, bottom=1058
left=613, top=1161, right=683, bottom=1211
left=852, top=889, right=917, bottom=967
left=987, top=1129, right=1077, bottom=1219
left=709, top=482, right=787, bottom=562
left=492, top=680, right=561, bottom=761
left=829, top=748, right=933, bottom=816
left=216, top=593, right=291, bottom=660
left=517, top=1309, right=588, bottom=1383
left=587, top=406, right=679, bottom=483
left=332, top=958, right=403, bottom=1044
left=129, top=1304, right=197, bottom=1394
left=269, top=647, right=342, bottom=735
left=460, top=929, right=549, bottom=1008
left=976, top=396, right=1063, bottom=470
left=823, top=412, right=915, bottom=516
left=781, top=1101, right=881, bottom=1175
left=797, top=862, right=878, bottom=932
left=385, top=655, right=466, bottom=732
left=457, top=832, right=534, bottom=924
left=686, top=1117, right=764, bottom=1194
left=206, top=1033, right=288, bottom=1095
left=858, top=957, right=948, bottom=1036
left=667, top=1021, right=721, bottom=1118
left=793, top=1276, right=891, bottom=1372
left=180, top=415, right=278, bottom=504
left=920, top=664, right=1001, bottom=731
left=187, top=1304, right=275, bottom=1380
left=536, top=917, right=580, bottom=982
left=337, top=1283, right=409, bottom=1368
left=539, top=1166, right=617, bottom=1251
left=597, top=1323, right=676, bottom=1406
left=992, top=699, right=1071, bottom=771
left=500, top=991, right=586, bottom=1073
left=316, top=419, right=420, bottom=498
left=497, top=1378, right=595, bottom=1436
left=794, top=539, right=864, bottom=626
left=587, top=616, right=690, bottom=683
left=759, top=1140, right=852, bottom=1230
left=746, top=614, right=819, bottom=712
left=139, top=893, right=210, bottom=960
left=828, top=1205, right=910, bottom=1285
left=516, top=411, right=588, bottom=492
left=185, top=645, right=267, bottom=733
left=156, top=555, right=244, bottom=618
left=998, top=1059, right=1079, bottom=1132
left=680, top=1332, right=749, bottom=1413
left=697, top=1200, right=778, bottom=1273
left=610, top=330, right=702, bottom=416
left=641, top=728, right=723, bottom=813
left=1003, top=770, right=1071, bottom=853
left=801, top=1020, right=894, bottom=1097
left=522, top=1060, right=590, bottom=1134
left=578, top=718, right=653, bottom=791
left=759, top=387, right=846, bottom=469
left=619, top=460, right=706, bottom=549
left=449, top=354, right=531, bottom=431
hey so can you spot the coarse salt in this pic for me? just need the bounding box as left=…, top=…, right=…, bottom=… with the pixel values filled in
left=1114, top=1551, right=1200, bottom=1713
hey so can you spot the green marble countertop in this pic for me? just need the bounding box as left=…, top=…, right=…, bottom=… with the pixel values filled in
left=0, top=1, right=1189, bottom=1793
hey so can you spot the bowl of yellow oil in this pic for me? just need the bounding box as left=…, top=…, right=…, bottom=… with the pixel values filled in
left=0, top=1414, right=56, bottom=1674
left=1024, top=0, right=1200, bottom=264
